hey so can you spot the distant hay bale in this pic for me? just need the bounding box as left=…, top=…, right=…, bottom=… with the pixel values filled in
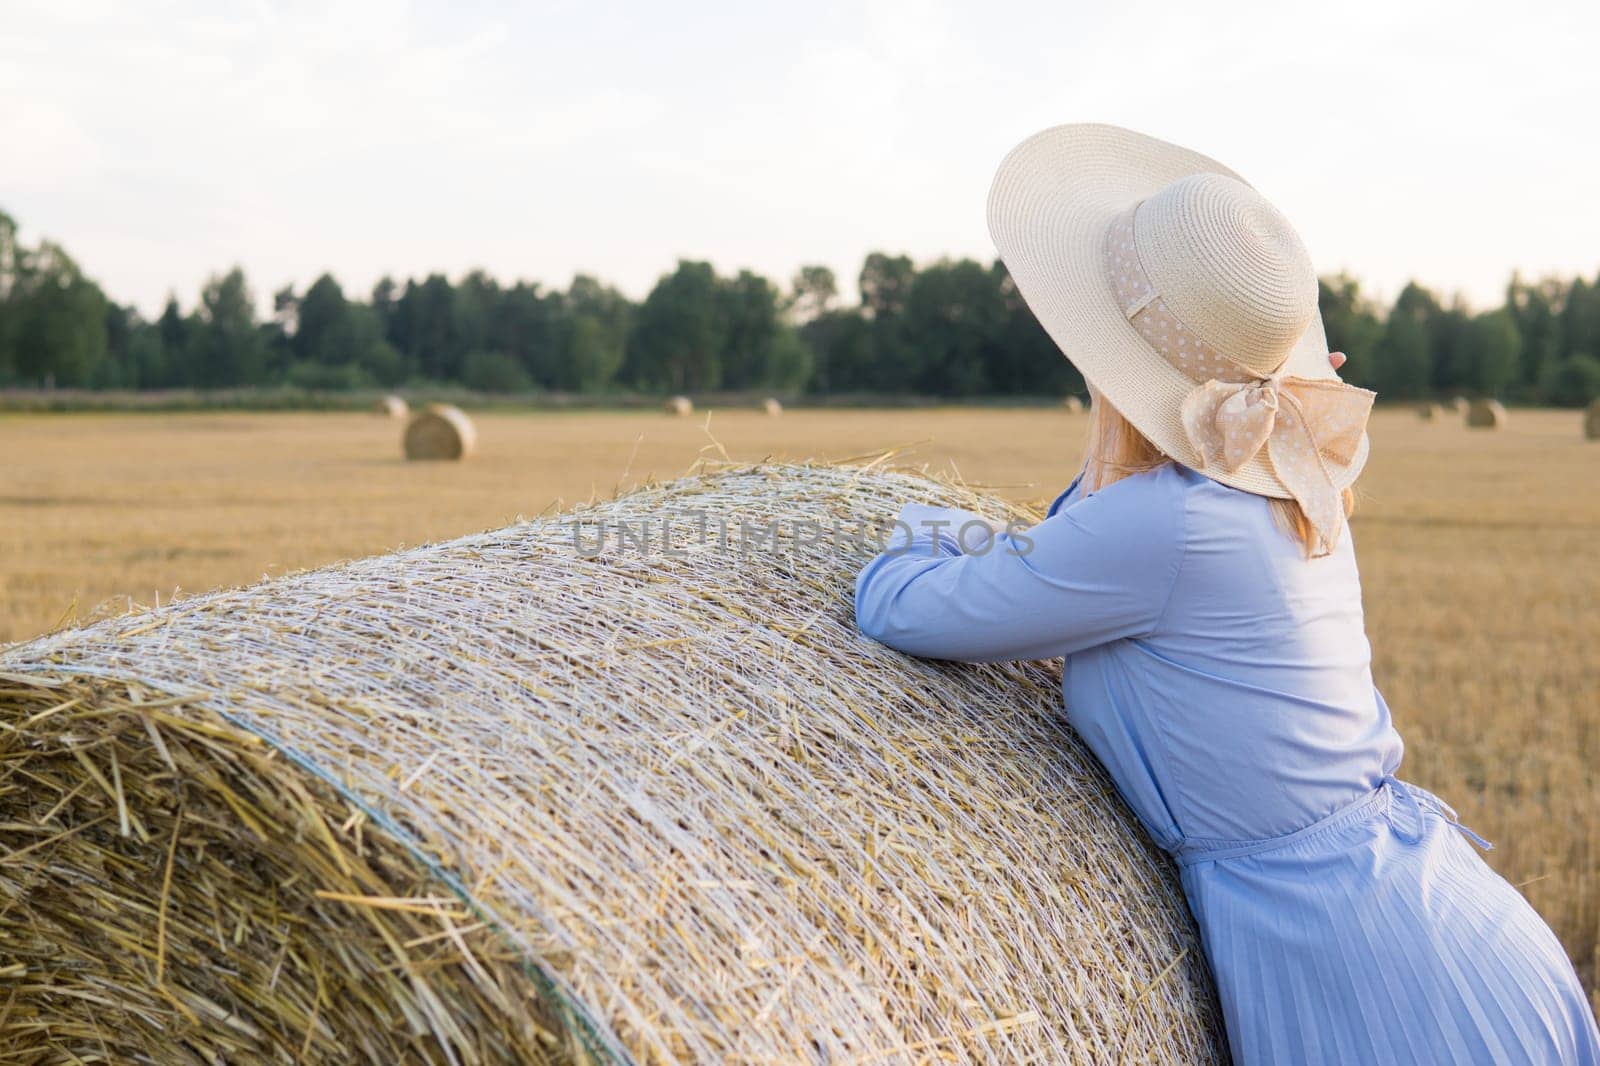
left=1418, top=402, right=1444, bottom=421
left=1062, top=395, right=1086, bottom=413
left=375, top=393, right=409, bottom=419
left=0, top=462, right=1224, bottom=1064
left=1586, top=398, right=1600, bottom=440
left=665, top=395, right=693, bottom=416
left=403, top=403, right=476, bottom=460
left=1450, top=396, right=1470, bottom=414
left=762, top=396, right=783, bottom=416
left=1466, top=399, right=1508, bottom=429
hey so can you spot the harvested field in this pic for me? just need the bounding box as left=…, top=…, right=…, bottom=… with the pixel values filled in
left=1, top=405, right=1597, bottom=1016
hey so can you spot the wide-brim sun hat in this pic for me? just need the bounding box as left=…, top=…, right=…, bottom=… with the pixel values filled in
left=986, top=122, right=1374, bottom=552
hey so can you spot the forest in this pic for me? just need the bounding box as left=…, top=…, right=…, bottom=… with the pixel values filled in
left=2, top=209, right=1598, bottom=405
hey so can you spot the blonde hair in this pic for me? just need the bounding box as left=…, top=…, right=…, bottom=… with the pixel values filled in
left=1081, top=385, right=1355, bottom=558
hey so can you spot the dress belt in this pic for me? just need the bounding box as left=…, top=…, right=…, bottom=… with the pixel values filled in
left=1175, top=775, right=1494, bottom=867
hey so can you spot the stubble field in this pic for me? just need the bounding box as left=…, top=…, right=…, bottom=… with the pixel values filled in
left=2, top=405, right=1597, bottom=1002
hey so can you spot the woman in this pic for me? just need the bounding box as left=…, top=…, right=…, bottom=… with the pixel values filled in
left=852, top=124, right=1599, bottom=1064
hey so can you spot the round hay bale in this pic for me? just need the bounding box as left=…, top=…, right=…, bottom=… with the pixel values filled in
left=1585, top=397, right=1600, bottom=440
left=1450, top=395, right=1470, bottom=414
left=0, top=463, right=1224, bottom=1064
left=403, top=403, right=476, bottom=460
left=1466, top=399, right=1508, bottom=429
left=375, top=393, right=409, bottom=419
left=1417, top=402, right=1443, bottom=421
left=1062, top=395, right=1086, bottom=413
left=665, top=395, right=693, bottom=416
left=761, top=396, right=783, bottom=416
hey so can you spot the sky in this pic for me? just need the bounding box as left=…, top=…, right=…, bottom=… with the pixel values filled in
left=5, top=0, right=1599, bottom=318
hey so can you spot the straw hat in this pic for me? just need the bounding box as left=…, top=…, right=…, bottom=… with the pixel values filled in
left=986, top=123, right=1374, bottom=551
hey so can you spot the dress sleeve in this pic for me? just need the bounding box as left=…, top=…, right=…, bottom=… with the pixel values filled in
left=852, top=470, right=1185, bottom=663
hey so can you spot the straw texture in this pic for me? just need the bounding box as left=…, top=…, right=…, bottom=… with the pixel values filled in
left=985, top=122, right=1369, bottom=500
left=1133, top=173, right=1317, bottom=373
left=0, top=460, right=1225, bottom=1064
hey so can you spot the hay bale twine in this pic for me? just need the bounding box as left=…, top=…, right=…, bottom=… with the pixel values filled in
left=1417, top=402, right=1443, bottom=421
left=0, top=463, right=1225, bottom=1064
left=375, top=393, right=409, bottom=419
left=665, top=395, right=693, bottom=416
left=761, top=396, right=783, bottom=416
left=403, top=403, right=476, bottom=460
left=1062, top=395, right=1086, bottom=413
left=1585, top=397, right=1600, bottom=440
left=1466, top=399, right=1508, bottom=429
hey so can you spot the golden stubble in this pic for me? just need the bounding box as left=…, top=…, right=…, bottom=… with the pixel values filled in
left=2, top=405, right=1596, bottom=1005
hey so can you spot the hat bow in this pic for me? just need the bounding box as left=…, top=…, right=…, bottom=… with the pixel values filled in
left=1180, top=371, right=1371, bottom=553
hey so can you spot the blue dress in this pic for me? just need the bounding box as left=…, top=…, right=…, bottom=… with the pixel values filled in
left=853, top=460, right=1599, bottom=1064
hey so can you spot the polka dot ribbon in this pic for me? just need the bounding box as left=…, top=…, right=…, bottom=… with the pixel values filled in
left=1102, top=204, right=1375, bottom=554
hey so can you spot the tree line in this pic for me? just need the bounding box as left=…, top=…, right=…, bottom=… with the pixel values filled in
left=2, top=208, right=1598, bottom=405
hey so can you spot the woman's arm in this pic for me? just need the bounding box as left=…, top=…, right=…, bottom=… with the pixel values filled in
left=853, top=468, right=1185, bottom=663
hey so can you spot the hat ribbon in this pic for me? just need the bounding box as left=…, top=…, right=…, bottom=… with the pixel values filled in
left=1103, top=203, right=1375, bottom=554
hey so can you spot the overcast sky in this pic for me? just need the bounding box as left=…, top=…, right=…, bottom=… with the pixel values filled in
left=6, top=0, right=1598, bottom=318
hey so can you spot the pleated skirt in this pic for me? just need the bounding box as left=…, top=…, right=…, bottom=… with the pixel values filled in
left=1180, top=782, right=1600, bottom=1065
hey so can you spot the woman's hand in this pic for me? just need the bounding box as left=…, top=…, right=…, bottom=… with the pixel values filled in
left=1329, top=351, right=1347, bottom=371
